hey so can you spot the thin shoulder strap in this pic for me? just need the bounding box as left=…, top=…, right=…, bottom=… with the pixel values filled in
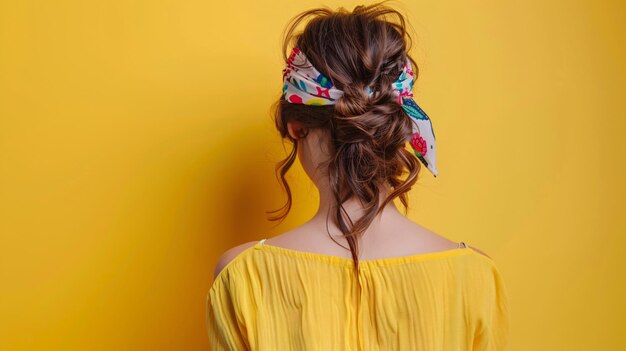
left=458, top=241, right=469, bottom=248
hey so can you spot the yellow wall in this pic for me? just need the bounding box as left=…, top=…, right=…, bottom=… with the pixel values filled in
left=1, top=1, right=624, bottom=350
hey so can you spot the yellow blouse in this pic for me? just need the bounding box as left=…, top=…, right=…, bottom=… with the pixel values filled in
left=206, top=239, right=509, bottom=350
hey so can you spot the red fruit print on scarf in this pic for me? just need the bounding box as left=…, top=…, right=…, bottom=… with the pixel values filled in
left=410, top=132, right=427, bottom=156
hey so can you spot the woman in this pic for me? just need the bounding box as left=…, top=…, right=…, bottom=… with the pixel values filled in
left=206, top=2, right=509, bottom=350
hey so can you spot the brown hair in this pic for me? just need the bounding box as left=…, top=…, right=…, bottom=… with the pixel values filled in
left=267, top=1, right=424, bottom=274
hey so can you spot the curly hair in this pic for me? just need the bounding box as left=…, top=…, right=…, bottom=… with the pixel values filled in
left=267, top=1, right=425, bottom=274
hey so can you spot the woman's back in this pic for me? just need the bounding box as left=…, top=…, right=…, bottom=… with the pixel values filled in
left=206, top=237, right=509, bottom=350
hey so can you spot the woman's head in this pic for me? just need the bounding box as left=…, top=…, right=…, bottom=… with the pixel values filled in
left=268, top=1, right=428, bottom=271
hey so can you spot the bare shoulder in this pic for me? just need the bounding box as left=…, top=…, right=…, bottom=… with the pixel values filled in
left=406, top=221, right=492, bottom=257
left=467, top=245, right=491, bottom=259
left=213, top=240, right=258, bottom=279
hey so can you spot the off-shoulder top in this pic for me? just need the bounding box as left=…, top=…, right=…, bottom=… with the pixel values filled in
left=206, top=239, right=509, bottom=350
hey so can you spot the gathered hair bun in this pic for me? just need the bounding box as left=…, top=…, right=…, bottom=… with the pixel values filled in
left=331, top=56, right=413, bottom=163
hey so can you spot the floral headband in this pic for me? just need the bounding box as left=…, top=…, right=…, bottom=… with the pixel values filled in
left=282, top=47, right=438, bottom=177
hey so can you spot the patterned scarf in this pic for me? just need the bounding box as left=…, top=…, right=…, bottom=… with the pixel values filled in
left=282, top=47, right=438, bottom=177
